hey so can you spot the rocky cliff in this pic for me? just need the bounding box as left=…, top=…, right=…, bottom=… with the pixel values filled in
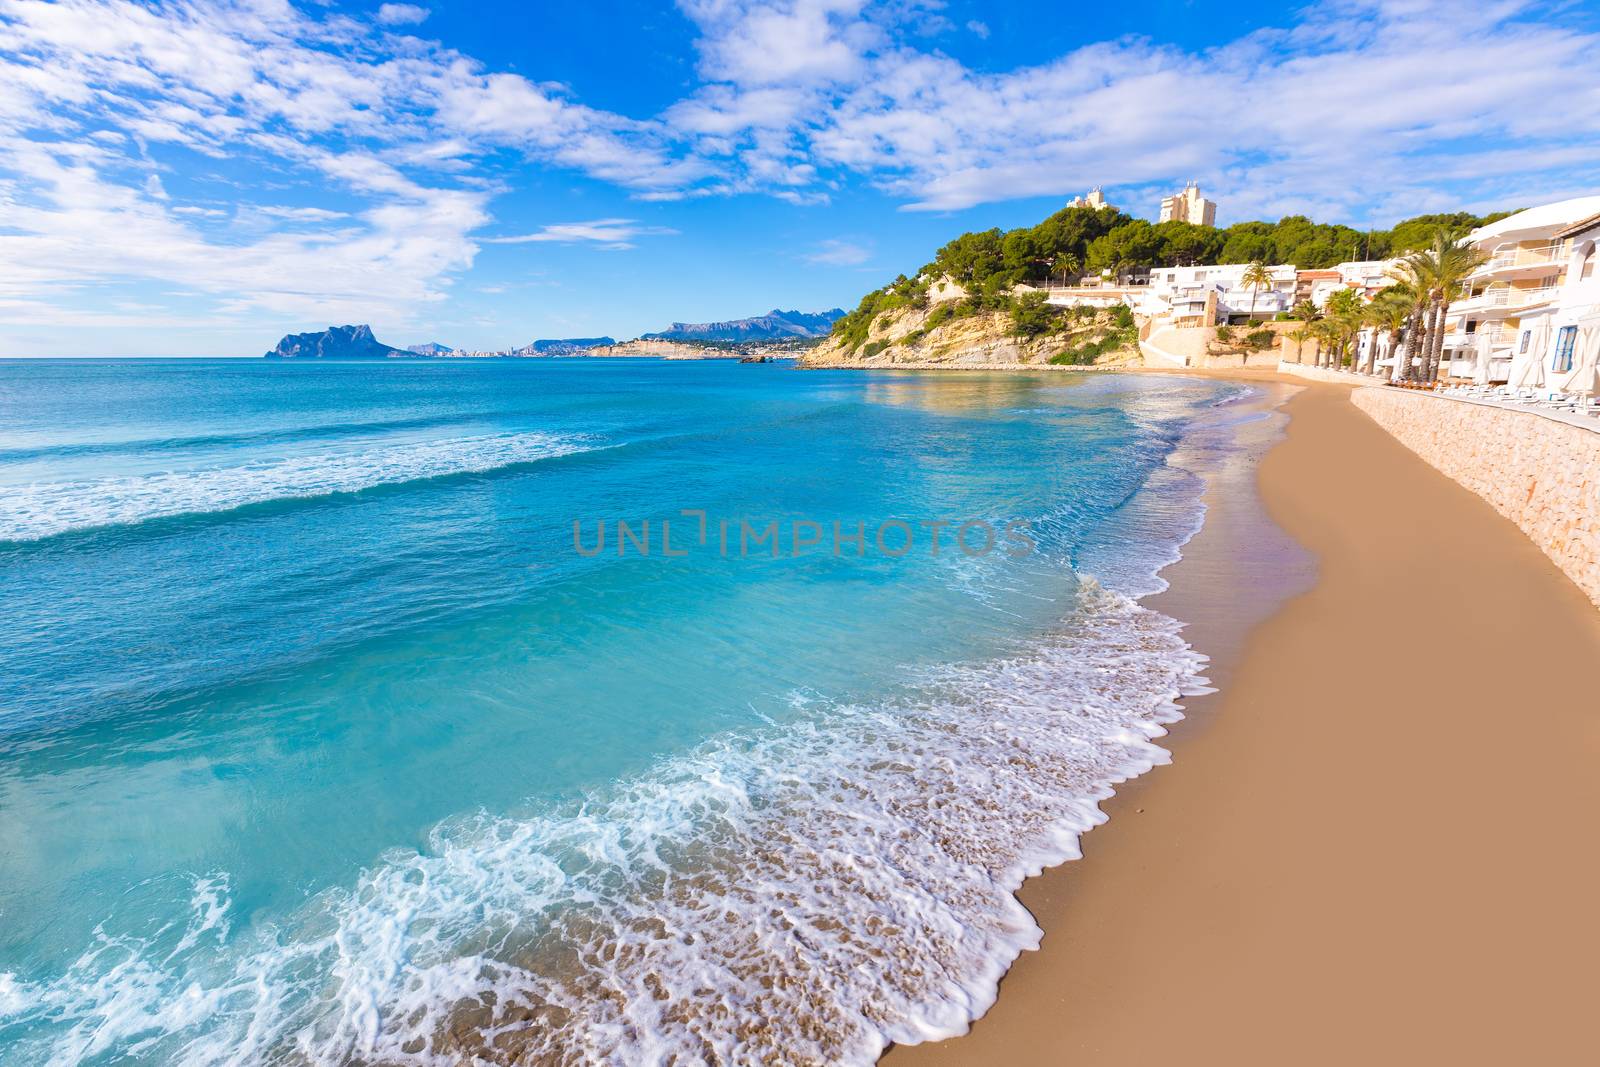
left=265, top=324, right=405, bottom=359
left=800, top=303, right=1138, bottom=369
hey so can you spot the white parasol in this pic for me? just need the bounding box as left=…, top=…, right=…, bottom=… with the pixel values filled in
left=1509, top=340, right=1545, bottom=388
left=1563, top=324, right=1600, bottom=395
left=1473, top=333, right=1494, bottom=384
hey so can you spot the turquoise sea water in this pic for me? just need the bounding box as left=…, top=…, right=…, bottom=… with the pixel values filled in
left=0, top=359, right=1254, bottom=1064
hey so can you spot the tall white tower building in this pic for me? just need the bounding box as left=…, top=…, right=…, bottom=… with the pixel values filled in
left=1159, top=181, right=1217, bottom=226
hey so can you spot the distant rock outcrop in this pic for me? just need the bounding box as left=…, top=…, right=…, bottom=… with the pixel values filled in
left=643, top=308, right=844, bottom=343
left=513, top=337, right=615, bottom=356
left=405, top=341, right=456, bottom=356
left=586, top=339, right=730, bottom=359
left=264, top=325, right=405, bottom=359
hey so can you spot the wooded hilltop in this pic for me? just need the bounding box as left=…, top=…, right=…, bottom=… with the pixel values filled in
left=812, top=203, right=1509, bottom=367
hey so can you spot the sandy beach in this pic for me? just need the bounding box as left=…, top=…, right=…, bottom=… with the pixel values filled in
left=892, top=378, right=1600, bottom=1065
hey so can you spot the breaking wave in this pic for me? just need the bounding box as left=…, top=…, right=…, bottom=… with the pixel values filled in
left=0, top=432, right=594, bottom=542
left=0, top=581, right=1208, bottom=1066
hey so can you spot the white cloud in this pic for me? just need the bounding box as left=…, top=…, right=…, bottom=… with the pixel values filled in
left=0, top=0, right=707, bottom=337
left=252, top=205, right=351, bottom=221
left=965, top=20, right=988, bottom=39
left=678, top=0, right=878, bottom=89
left=483, top=219, right=678, bottom=250
left=667, top=0, right=1600, bottom=217
left=1, top=0, right=1598, bottom=353
left=376, top=3, right=428, bottom=26
left=804, top=238, right=871, bottom=265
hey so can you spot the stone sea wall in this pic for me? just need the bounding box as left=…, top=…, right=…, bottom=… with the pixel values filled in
left=1351, top=387, right=1600, bottom=607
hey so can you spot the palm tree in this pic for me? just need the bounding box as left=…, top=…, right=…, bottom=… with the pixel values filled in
left=1311, top=319, right=1340, bottom=369
left=1282, top=299, right=1319, bottom=364
left=1364, top=285, right=1414, bottom=377
left=1384, top=259, right=1433, bottom=381
left=1426, top=237, right=1488, bottom=382
left=1320, top=288, right=1364, bottom=371
left=1053, top=252, right=1081, bottom=288
left=1393, top=232, right=1488, bottom=383
left=1286, top=324, right=1315, bottom=365
left=1240, top=261, right=1275, bottom=322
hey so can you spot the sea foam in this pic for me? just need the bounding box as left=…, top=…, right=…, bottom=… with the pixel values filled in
left=0, top=582, right=1207, bottom=1066
left=0, top=431, right=593, bottom=542
left=0, top=382, right=1256, bottom=1065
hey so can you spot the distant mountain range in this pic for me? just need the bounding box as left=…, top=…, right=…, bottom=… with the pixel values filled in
left=642, top=308, right=844, bottom=342
left=262, top=315, right=834, bottom=359
left=264, top=324, right=404, bottom=359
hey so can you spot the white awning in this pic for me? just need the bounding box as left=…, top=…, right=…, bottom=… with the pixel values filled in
left=1472, top=196, right=1600, bottom=243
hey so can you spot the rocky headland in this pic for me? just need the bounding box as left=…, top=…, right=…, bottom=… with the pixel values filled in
left=264, top=324, right=405, bottom=359
left=800, top=294, right=1139, bottom=370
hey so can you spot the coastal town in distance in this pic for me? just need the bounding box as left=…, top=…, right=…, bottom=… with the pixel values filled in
left=269, top=180, right=1600, bottom=435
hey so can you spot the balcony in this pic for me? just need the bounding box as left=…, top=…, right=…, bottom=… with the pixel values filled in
left=1217, top=289, right=1292, bottom=315
left=1457, top=285, right=1559, bottom=317
left=1443, top=329, right=1491, bottom=349
left=1471, top=243, right=1564, bottom=280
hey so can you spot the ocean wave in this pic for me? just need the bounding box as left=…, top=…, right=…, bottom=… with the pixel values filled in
left=0, top=431, right=595, bottom=542
left=0, top=411, right=531, bottom=463
left=0, top=582, right=1208, bottom=1066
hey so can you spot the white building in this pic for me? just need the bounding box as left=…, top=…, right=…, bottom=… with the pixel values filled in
left=1066, top=187, right=1114, bottom=211
left=1041, top=284, right=1147, bottom=311
left=1158, top=182, right=1217, bottom=227
left=1137, top=263, right=1296, bottom=324
left=1443, top=195, right=1600, bottom=383
left=1527, top=212, right=1600, bottom=394
left=1297, top=260, right=1402, bottom=309
left=1335, top=259, right=1401, bottom=299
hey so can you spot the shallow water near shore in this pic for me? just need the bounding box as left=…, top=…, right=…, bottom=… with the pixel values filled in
left=0, top=358, right=1265, bottom=1064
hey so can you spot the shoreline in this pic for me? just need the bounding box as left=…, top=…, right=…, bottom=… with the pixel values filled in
left=889, top=376, right=1600, bottom=1063
left=797, top=360, right=1116, bottom=372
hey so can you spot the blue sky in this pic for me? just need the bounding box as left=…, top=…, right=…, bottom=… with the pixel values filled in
left=2, top=0, right=1598, bottom=356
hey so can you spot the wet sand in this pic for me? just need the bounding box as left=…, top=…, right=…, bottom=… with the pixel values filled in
left=890, top=378, right=1600, bottom=1064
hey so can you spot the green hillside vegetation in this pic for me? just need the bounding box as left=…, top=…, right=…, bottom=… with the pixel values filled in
left=1046, top=304, right=1137, bottom=365
left=830, top=204, right=1510, bottom=354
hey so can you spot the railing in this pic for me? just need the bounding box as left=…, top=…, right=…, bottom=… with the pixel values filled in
left=1498, top=285, right=1559, bottom=308
left=1460, top=286, right=1558, bottom=310
left=1475, top=243, right=1563, bottom=275
left=1220, top=293, right=1291, bottom=313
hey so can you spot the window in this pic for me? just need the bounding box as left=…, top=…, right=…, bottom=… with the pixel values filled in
left=1584, top=257, right=1596, bottom=281
left=1552, top=326, right=1578, bottom=373
left=1520, top=330, right=1531, bottom=353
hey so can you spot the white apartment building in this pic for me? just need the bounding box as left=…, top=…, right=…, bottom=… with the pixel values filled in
left=1158, top=182, right=1217, bottom=227
left=1293, top=260, right=1397, bottom=309
left=1066, top=187, right=1114, bottom=211
left=1443, top=195, right=1600, bottom=382
left=1335, top=259, right=1401, bottom=298
left=1137, top=263, right=1297, bottom=324
left=1524, top=212, right=1600, bottom=393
